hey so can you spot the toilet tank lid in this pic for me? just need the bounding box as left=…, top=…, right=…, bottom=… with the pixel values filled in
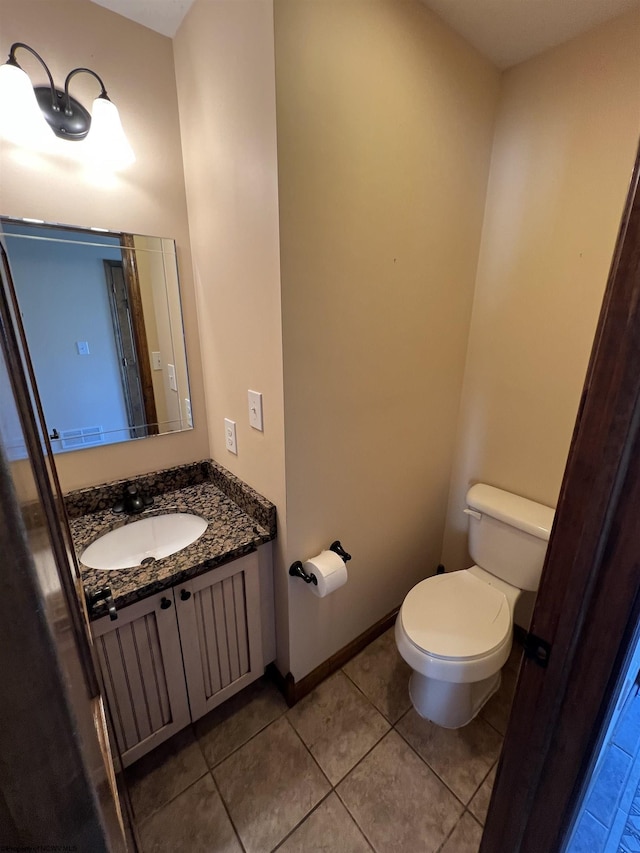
left=466, top=484, right=555, bottom=541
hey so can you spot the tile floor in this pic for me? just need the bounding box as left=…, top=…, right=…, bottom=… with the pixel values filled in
left=567, top=682, right=640, bottom=853
left=125, top=628, right=521, bottom=853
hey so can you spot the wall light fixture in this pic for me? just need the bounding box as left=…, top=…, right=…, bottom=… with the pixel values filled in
left=0, top=42, right=135, bottom=169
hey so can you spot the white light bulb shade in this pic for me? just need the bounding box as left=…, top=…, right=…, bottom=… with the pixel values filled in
left=0, top=63, right=53, bottom=149
left=84, top=96, right=135, bottom=169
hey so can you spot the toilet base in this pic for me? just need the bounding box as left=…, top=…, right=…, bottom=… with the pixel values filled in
left=409, top=669, right=502, bottom=729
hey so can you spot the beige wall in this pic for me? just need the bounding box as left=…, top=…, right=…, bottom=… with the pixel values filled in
left=441, top=9, right=640, bottom=605
left=173, top=1, right=289, bottom=668
left=275, top=0, right=500, bottom=678
left=0, top=0, right=209, bottom=491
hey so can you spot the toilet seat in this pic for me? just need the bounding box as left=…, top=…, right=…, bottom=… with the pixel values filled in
left=401, top=569, right=511, bottom=661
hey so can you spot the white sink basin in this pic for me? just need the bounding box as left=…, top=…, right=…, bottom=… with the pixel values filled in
left=81, top=513, right=208, bottom=570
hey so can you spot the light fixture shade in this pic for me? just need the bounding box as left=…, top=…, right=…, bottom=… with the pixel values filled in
left=0, top=62, right=53, bottom=149
left=84, top=96, right=135, bottom=169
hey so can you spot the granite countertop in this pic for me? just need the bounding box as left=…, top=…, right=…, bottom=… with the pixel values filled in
left=69, top=460, right=276, bottom=621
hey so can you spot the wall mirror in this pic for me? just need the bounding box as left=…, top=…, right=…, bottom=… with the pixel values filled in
left=0, top=218, right=192, bottom=456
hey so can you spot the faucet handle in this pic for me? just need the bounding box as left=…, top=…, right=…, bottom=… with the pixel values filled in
left=113, top=483, right=154, bottom=514
left=86, top=586, right=118, bottom=621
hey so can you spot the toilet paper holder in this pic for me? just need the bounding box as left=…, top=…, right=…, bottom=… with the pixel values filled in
left=289, top=540, right=352, bottom=585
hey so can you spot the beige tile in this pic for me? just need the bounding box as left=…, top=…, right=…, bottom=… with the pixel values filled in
left=287, top=670, right=390, bottom=784
left=214, top=716, right=330, bottom=853
left=342, top=627, right=412, bottom=723
left=195, top=676, right=287, bottom=768
left=480, top=666, right=518, bottom=736
left=440, top=812, right=483, bottom=853
left=468, top=764, right=497, bottom=825
left=125, top=727, right=208, bottom=823
left=396, top=708, right=502, bottom=803
left=277, top=793, right=372, bottom=853
left=337, top=731, right=463, bottom=853
left=138, top=774, right=241, bottom=853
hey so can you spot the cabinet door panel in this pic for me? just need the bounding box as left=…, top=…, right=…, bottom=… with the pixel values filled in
left=194, top=586, right=222, bottom=697
left=92, top=591, right=190, bottom=767
left=222, top=576, right=241, bottom=683
left=95, top=629, right=141, bottom=752
left=177, top=552, right=263, bottom=721
left=131, top=613, right=170, bottom=732
left=234, top=571, right=250, bottom=675
left=211, top=581, right=231, bottom=686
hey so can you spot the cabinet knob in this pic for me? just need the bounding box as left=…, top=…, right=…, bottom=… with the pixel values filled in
left=180, top=589, right=191, bottom=601
left=160, top=597, right=172, bottom=609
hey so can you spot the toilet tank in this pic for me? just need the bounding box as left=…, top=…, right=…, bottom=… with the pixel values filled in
left=466, top=484, right=555, bottom=591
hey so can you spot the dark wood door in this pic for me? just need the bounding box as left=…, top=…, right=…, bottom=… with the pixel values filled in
left=104, top=259, right=148, bottom=438
left=480, top=145, right=640, bottom=852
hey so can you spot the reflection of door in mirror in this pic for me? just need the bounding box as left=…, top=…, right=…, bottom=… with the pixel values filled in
left=0, top=219, right=192, bottom=455
left=103, top=256, right=158, bottom=439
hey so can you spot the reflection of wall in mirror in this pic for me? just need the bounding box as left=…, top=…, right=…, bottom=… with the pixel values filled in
left=2, top=226, right=131, bottom=448
left=132, top=237, right=170, bottom=430
left=162, top=237, right=191, bottom=431
left=133, top=235, right=187, bottom=432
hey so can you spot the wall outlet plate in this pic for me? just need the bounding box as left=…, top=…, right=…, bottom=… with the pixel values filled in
left=152, top=351, right=162, bottom=371
left=76, top=340, right=90, bottom=355
left=248, top=390, right=263, bottom=431
left=224, top=418, right=237, bottom=454
left=184, top=398, right=192, bottom=428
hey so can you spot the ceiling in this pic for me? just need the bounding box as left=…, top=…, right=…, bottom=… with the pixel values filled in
left=90, top=0, right=640, bottom=68
left=90, top=0, right=195, bottom=38
left=420, top=0, right=640, bottom=68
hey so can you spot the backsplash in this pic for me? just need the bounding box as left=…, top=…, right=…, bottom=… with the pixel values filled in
left=64, top=458, right=277, bottom=538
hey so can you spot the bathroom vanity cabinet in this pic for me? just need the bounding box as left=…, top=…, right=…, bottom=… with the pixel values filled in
left=91, top=548, right=268, bottom=767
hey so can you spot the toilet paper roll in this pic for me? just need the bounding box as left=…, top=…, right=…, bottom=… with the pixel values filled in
left=304, top=549, right=348, bottom=598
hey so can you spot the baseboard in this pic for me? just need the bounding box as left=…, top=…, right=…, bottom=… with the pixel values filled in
left=513, top=624, right=528, bottom=647
left=267, top=606, right=400, bottom=707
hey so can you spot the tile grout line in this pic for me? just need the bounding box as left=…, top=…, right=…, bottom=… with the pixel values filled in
left=134, top=768, right=212, bottom=833
left=283, top=711, right=390, bottom=853
left=391, top=721, right=486, bottom=813
left=269, top=790, right=335, bottom=853
left=128, top=730, right=211, bottom=827
left=208, top=767, right=248, bottom=853
left=332, top=781, right=379, bottom=853
left=339, top=662, right=411, bottom=726
left=198, top=702, right=289, bottom=773
left=283, top=714, right=335, bottom=787
left=285, top=676, right=393, bottom=786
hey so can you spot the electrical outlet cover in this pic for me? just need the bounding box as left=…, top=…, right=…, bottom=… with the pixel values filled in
left=224, top=418, right=237, bottom=454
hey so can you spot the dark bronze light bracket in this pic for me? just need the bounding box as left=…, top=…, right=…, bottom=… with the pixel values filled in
left=6, top=42, right=111, bottom=140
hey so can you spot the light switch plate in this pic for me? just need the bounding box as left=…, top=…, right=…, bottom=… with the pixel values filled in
left=167, top=363, right=177, bottom=392
left=248, top=390, right=263, bottom=431
left=152, top=351, right=162, bottom=371
left=224, top=418, right=237, bottom=454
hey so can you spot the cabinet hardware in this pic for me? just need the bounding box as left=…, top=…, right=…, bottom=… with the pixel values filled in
left=180, top=589, right=191, bottom=601
left=160, top=597, right=172, bottom=609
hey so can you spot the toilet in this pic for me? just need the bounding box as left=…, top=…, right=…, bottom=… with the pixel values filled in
left=395, top=483, right=555, bottom=728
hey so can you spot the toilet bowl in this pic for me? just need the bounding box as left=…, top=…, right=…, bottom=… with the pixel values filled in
left=395, top=484, right=554, bottom=728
